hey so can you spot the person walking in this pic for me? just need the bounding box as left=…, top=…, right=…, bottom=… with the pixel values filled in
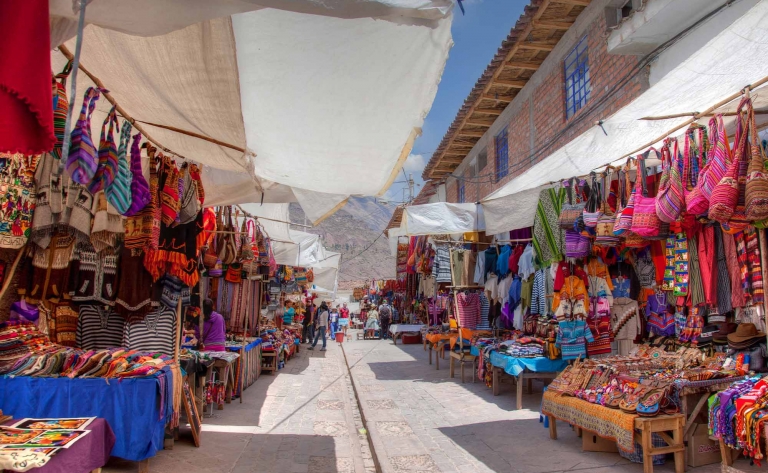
left=338, top=302, right=350, bottom=340
left=308, top=301, right=330, bottom=351
left=365, top=305, right=380, bottom=339
left=330, top=306, right=339, bottom=338
left=378, top=299, right=392, bottom=340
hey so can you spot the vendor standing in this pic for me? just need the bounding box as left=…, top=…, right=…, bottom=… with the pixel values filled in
left=197, top=299, right=226, bottom=352
left=283, top=300, right=296, bottom=326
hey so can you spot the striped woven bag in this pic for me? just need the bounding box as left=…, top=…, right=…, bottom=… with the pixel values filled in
left=709, top=104, right=748, bottom=223
left=105, top=120, right=134, bottom=214
left=613, top=160, right=636, bottom=236
left=66, top=87, right=101, bottom=185
left=682, top=124, right=708, bottom=214
left=743, top=94, right=768, bottom=221
left=582, top=172, right=603, bottom=228
left=688, top=115, right=731, bottom=215
left=88, top=106, right=119, bottom=193
left=122, top=133, right=151, bottom=217
left=595, top=168, right=619, bottom=246
left=51, top=61, right=72, bottom=160
left=655, top=140, right=683, bottom=224
left=631, top=154, right=662, bottom=237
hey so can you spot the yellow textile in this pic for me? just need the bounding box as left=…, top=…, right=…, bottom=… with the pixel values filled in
left=425, top=333, right=451, bottom=347
left=586, top=259, right=614, bottom=290
left=541, top=390, right=637, bottom=452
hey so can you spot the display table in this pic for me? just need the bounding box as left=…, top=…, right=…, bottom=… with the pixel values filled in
left=388, top=324, right=426, bottom=344
left=0, top=417, right=115, bottom=473
left=424, top=333, right=451, bottom=369
left=227, top=339, right=262, bottom=397
left=475, top=348, right=566, bottom=409
left=203, top=351, right=240, bottom=410
left=542, top=391, right=685, bottom=473
left=0, top=369, right=171, bottom=463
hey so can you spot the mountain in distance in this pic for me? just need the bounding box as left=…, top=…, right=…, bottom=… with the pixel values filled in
left=289, top=197, right=396, bottom=288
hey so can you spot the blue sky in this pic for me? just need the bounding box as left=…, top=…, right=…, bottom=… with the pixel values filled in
left=384, top=0, right=527, bottom=203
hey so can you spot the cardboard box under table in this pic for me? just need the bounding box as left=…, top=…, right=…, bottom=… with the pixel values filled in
left=542, top=391, right=685, bottom=473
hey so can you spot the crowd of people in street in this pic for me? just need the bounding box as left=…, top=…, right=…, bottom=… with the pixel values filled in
left=296, top=297, right=398, bottom=349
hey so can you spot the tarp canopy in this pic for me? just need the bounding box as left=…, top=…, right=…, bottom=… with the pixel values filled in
left=403, top=202, right=485, bottom=236
left=481, top=0, right=768, bottom=235
left=49, top=0, right=453, bottom=223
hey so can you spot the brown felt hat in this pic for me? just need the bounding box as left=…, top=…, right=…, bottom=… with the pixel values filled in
left=713, top=323, right=738, bottom=344
left=727, top=323, right=766, bottom=345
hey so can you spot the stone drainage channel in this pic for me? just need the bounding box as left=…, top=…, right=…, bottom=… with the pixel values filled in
left=340, top=342, right=383, bottom=473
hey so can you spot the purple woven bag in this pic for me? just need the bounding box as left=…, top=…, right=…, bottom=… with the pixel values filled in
left=66, top=87, right=101, bottom=185
left=122, top=133, right=151, bottom=216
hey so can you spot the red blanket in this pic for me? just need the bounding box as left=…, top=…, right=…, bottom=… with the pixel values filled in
left=0, top=0, right=54, bottom=155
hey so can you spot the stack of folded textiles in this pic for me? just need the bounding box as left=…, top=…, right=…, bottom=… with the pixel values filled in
left=0, top=321, right=174, bottom=378
left=497, top=337, right=545, bottom=358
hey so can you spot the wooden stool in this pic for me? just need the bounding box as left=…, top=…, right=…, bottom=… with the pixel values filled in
left=547, top=414, right=685, bottom=473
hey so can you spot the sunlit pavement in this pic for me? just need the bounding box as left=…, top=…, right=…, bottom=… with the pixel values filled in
left=103, top=332, right=759, bottom=472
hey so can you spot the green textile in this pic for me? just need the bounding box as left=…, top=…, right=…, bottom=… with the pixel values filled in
left=533, top=187, right=565, bottom=267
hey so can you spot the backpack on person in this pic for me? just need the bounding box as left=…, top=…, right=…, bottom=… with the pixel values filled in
left=379, top=304, right=392, bottom=320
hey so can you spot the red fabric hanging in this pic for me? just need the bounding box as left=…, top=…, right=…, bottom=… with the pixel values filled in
left=0, top=0, right=54, bottom=155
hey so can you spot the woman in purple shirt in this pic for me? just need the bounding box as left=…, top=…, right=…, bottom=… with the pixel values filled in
left=196, top=299, right=227, bottom=352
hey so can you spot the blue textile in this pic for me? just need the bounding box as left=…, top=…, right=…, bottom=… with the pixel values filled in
left=227, top=338, right=262, bottom=353
left=496, top=245, right=511, bottom=277
left=0, top=371, right=168, bottom=461
left=487, top=350, right=567, bottom=377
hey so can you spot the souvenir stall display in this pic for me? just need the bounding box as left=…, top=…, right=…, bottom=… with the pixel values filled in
left=532, top=95, right=768, bottom=469
left=0, top=67, right=283, bottom=467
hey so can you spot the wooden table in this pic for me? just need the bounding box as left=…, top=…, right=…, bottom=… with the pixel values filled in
left=547, top=413, right=685, bottom=473
left=492, top=367, right=559, bottom=410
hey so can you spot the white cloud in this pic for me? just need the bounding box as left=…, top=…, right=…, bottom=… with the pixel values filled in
left=402, top=153, right=426, bottom=174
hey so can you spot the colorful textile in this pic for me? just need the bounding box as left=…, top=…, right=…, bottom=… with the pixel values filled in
left=697, top=226, right=717, bottom=306
left=434, top=246, right=451, bottom=283
left=530, top=269, right=548, bottom=315
left=720, top=228, right=745, bottom=309
left=0, top=0, right=54, bottom=155
left=456, top=292, right=481, bottom=329
left=533, top=187, right=565, bottom=266
left=0, top=153, right=37, bottom=249
left=586, top=297, right=612, bottom=356
left=556, top=319, right=593, bottom=360
left=673, top=233, right=689, bottom=297
left=541, top=391, right=637, bottom=453
left=744, top=227, right=763, bottom=304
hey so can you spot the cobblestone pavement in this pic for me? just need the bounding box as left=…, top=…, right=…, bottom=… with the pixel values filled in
left=104, top=339, right=372, bottom=473
left=343, top=335, right=756, bottom=473
left=102, top=332, right=761, bottom=472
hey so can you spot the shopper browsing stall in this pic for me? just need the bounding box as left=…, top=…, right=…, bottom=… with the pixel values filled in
left=196, top=299, right=226, bottom=352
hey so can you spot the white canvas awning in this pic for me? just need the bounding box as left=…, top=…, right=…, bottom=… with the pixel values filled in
left=49, top=0, right=453, bottom=223
left=403, top=202, right=485, bottom=236
left=481, top=0, right=768, bottom=235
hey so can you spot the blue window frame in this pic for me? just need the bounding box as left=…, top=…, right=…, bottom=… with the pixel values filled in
left=495, top=129, right=508, bottom=182
left=458, top=181, right=465, bottom=203
left=565, top=36, right=590, bottom=119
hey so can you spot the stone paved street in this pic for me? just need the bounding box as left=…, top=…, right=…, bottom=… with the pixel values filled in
left=103, top=332, right=760, bottom=472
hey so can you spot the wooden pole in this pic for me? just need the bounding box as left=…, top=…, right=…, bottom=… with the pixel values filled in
left=174, top=298, right=183, bottom=363
left=57, top=45, right=246, bottom=157
left=0, top=249, right=24, bottom=303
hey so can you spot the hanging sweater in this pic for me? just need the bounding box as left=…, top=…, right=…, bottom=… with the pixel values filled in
left=556, top=319, right=594, bottom=360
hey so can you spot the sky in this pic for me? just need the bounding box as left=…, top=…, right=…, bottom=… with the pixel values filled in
left=383, top=0, right=528, bottom=203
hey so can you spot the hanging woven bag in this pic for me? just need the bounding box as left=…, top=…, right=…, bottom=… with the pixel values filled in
left=66, top=87, right=101, bottom=184
left=709, top=102, right=749, bottom=223
left=688, top=115, right=731, bottom=214
left=122, top=133, right=152, bottom=216
left=595, top=168, right=619, bottom=246
left=631, top=154, right=661, bottom=237
left=655, top=140, right=684, bottom=223
left=582, top=172, right=602, bottom=228
left=743, top=95, right=768, bottom=221
left=558, top=178, right=586, bottom=230
left=682, top=124, right=708, bottom=212
left=88, top=106, right=119, bottom=193
left=105, top=120, right=134, bottom=214
left=613, top=160, right=636, bottom=236
left=51, top=61, right=72, bottom=160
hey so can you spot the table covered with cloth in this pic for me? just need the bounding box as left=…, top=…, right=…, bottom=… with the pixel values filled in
left=226, top=338, right=262, bottom=353
left=0, top=368, right=172, bottom=462
left=0, top=417, right=115, bottom=473
left=388, top=324, right=425, bottom=336
left=471, top=347, right=567, bottom=376
left=541, top=390, right=637, bottom=452
left=425, top=333, right=451, bottom=347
